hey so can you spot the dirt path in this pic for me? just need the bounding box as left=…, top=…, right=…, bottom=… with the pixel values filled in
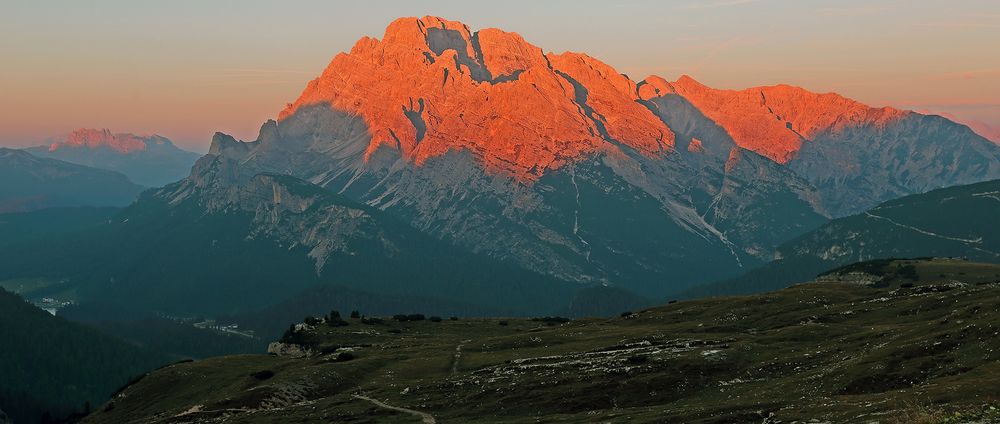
left=353, top=394, right=436, bottom=424
left=864, top=211, right=983, bottom=244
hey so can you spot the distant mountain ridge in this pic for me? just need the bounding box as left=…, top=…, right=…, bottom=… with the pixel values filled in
left=3, top=16, right=998, bottom=315
left=26, top=128, right=200, bottom=187
left=47, top=128, right=155, bottom=154
left=0, top=148, right=142, bottom=213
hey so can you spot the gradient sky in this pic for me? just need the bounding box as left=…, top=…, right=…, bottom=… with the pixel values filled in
left=2, top=0, right=998, bottom=151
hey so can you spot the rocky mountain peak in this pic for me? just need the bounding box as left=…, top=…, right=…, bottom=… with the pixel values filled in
left=49, top=128, right=171, bottom=154
left=276, top=16, right=674, bottom=181
left=273, top=16, right=938, bottom=182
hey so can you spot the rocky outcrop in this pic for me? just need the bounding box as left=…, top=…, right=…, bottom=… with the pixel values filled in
left=157, top=159, right=397, bottom=274
left=267, top=342, right=315, bottom=358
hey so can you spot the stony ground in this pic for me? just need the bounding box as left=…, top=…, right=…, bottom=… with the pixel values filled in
left=85, top=259, right=1000, bottom=423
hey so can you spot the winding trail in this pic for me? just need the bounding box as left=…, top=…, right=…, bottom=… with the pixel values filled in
left=973, top=191, right=1000, bottom=203
left=353, top=394, right=436, bottom=424
left=864, top=211, right=983, bottom=244
left=863, top=211, right=1000, bottom=258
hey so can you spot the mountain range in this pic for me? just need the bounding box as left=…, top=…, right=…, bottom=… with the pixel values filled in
left=2, top=15, right=999, bottom=318
left=170, top=16, right=999, bottom=298
left=26, top=128, right=200, bottom=187
left=2, top=15, right=1000, bottom=424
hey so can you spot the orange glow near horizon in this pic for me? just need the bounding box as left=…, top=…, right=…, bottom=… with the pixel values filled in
left=1, top=1, right=998, bottom=151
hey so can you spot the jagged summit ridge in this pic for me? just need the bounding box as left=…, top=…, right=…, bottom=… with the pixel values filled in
left=638, top=75, right=908, bottom=163
left=269, top=16, right=945, bottom=179
left=278, top=16, right=674, bottom=180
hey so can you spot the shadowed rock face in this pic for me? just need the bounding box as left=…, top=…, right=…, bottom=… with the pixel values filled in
left=153, top=16, right=999, bottom=297
left=917, top=110, right=1000, bottom=145
left=173, top=105, right=823, bottom=297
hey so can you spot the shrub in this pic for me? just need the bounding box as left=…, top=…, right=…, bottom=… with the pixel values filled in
left=361, top=317, right=384, bottom=325
left=449, top=316, right=459, bottom=321
left=280, top=324, right=297, bottom=343
left=429, top=316, right=442, bottom=322
left=531, top=316, right=570, bottom=324
left=350, top=310, right=361, bottom=319
left=393, top=314, right=426, bottom=322
left=626, top=355, right=648, bottom=365
left=901, top=282, right=914, bottom=288
left=897, top=265, right=919, bottom=280
left=251, top=370, right=275, bottom=380
left=303, top=316, right=321, bottom=326
left=620, top=311, right=634, bottom=318
left=388, top=329, right=402, bottom=334
left=336, top=352, right=355, bottom=362
left=498, top=320, right=509, bottom=326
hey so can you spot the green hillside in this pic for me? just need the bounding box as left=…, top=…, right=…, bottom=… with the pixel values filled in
left=0, top=289, right=170, bottom=424
left=85, top=259, right=1000, bottom=423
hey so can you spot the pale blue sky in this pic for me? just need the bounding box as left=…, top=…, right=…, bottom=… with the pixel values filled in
left=2, top=0, right=998, bottom=150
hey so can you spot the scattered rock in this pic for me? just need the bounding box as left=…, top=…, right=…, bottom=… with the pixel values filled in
left=267, top=342, right=315, bottom=358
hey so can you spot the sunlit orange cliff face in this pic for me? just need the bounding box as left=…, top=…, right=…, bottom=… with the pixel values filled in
left=279, top=16, right=911, bottom=180
left=48, top=128, right=152, bottom=154
left=638, top=76, right=906, bottom=163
